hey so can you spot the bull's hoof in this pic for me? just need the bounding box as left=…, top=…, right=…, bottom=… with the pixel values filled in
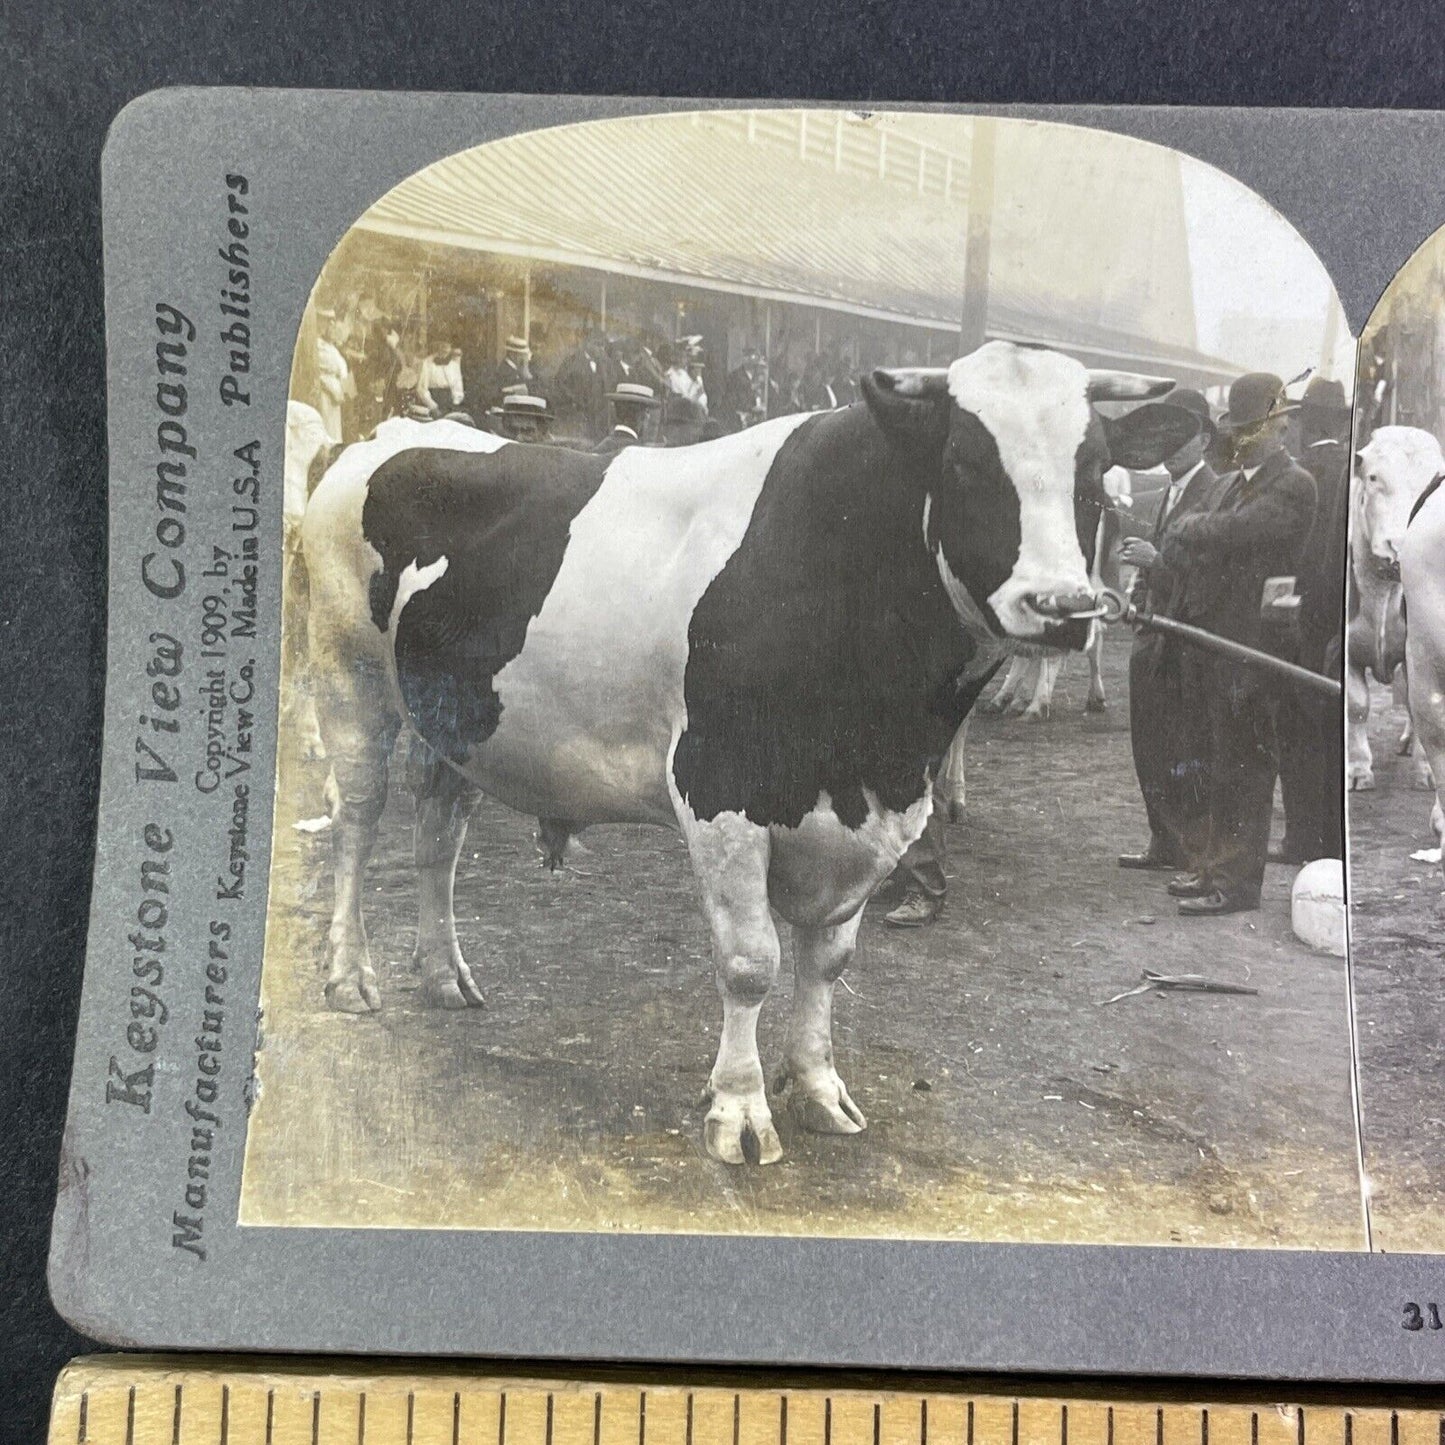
left=1348, top=769, right=1376, bottom=792
left=978, top=698, right=1006, bottom=715
left=704, top=1093, right=783, bottom=1166
left=1084, top=696, right=1107, bottom=713
left=786, top=1070, right=867, bottom=1135
left=1417, top=764, right=1436, bottom=792
left=1022, top=705, right=1050, bottom=722
left=936, top=796, right=966, bottom=823
left=418, top=949, right=486, bottom=1009
left=324, top=972, right=381, bottom=1014
left=1398, top=735, right=1415, bottom=758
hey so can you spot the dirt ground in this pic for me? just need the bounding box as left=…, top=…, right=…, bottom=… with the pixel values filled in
left=1344, top=680, right=1445, bottom=1254
left=240, top=630, right=1367, bottom=1248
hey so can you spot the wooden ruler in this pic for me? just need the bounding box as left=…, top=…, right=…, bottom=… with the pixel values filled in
left=48, top=1357, right=1445, bottom=1445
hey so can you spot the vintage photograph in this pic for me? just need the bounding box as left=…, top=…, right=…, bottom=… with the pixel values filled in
left=239, top=109, right=1362, bottom=1246
left=1346, top=226, right=1445, bottom=1253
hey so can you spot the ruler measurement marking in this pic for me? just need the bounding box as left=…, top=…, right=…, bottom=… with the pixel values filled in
left=49, top=1374, right=1445, bottom=1445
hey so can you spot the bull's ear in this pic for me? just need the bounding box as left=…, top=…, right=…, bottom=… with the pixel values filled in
left=861, top=368, right=952, bottom=444
left=1102, top=402, right=1205, bottom=470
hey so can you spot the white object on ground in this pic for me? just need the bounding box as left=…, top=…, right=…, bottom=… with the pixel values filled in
left=1290, top=858, right=1346, bottom=957
left=293, top=815, right=333, bottom=834
left=1410, top=847, right=1443, bottom=864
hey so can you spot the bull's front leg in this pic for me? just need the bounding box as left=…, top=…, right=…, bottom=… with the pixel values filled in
left=405, top=736, right=486, bottom=1010
left=1346, top=658, right=1375, bottom=789
left=678, top=809, right=783, bottom=1165
left=776, top=912, right=866, bottom=1136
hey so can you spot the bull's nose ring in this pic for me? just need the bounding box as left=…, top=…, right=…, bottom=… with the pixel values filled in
left=1096, top=588, right=1128, bottom=624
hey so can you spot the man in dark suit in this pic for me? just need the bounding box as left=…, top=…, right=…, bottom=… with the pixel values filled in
left=473, top=334, right=534, bottom=417
left=551, top=329, right=609, bottom=441
left=1272, top=376, right=1351, bottom=863
left=593, top=381, right=661, bottom=456
left=1116, top=388, right=1229, bottom=873
left=1160, top=373, right=1318, bottom=916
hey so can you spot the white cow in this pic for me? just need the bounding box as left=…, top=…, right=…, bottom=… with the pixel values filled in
left=1349, top=426, right=1443, bottom=789
left=1401, top=468, right=1445, bottom=862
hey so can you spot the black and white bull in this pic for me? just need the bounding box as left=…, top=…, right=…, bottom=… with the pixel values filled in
left=302, top=341, right=1194, bottom=1165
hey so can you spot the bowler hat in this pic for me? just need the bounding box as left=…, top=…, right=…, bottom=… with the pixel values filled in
left=1221, top=372, right=1298, bottom=431
left=1301, top=376, right=1350, bottom=415
left=1165, top=387, right=1216, bottom=440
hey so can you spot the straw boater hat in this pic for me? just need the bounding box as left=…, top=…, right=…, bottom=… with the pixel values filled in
left=505, top=334, right=531, bottom=356
left=607, top=381, right=661, bottom=408
left=500, top=393, right=550, bottom=420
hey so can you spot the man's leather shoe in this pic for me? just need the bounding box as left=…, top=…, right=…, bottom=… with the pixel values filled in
left=1177, top=891, right=1260, bottom=917
left=1118, top=850, right=1177, bottom=871
left=1166, top=872, right=1210, bottom=898
left=885, top=890, right=943, bottom=928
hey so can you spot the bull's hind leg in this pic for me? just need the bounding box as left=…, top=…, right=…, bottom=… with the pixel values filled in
left=677, top=809, right=783, bottom=1165
left=776, top=912, right=866, bottom=1135
left=405, top=736, right=485, bottom=1010
left=314, top=654, right=401, bottom=1014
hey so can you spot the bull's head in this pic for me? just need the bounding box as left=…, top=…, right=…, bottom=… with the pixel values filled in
left=1355, top=426, right=1445, bottom=581
left=861, top=341, right=1202, bottom=647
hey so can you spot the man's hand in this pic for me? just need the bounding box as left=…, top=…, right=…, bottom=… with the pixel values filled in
left=1120, top=538, right=1159, bottom=569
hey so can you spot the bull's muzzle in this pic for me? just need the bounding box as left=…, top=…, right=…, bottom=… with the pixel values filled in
left=1027, top=589, right=1105, bottom=621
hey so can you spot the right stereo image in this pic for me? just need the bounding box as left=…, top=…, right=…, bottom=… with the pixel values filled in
left=1348, top=220, right=1445, bottom=1254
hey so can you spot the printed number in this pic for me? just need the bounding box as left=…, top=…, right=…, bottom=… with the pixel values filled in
left=201, top=596, right=227, bottom=648
left=1403, top=1303, right=1444, bottom=1331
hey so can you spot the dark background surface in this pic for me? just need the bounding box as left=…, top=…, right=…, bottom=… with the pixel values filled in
left=6, top=2, right=1445, bottom=1438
